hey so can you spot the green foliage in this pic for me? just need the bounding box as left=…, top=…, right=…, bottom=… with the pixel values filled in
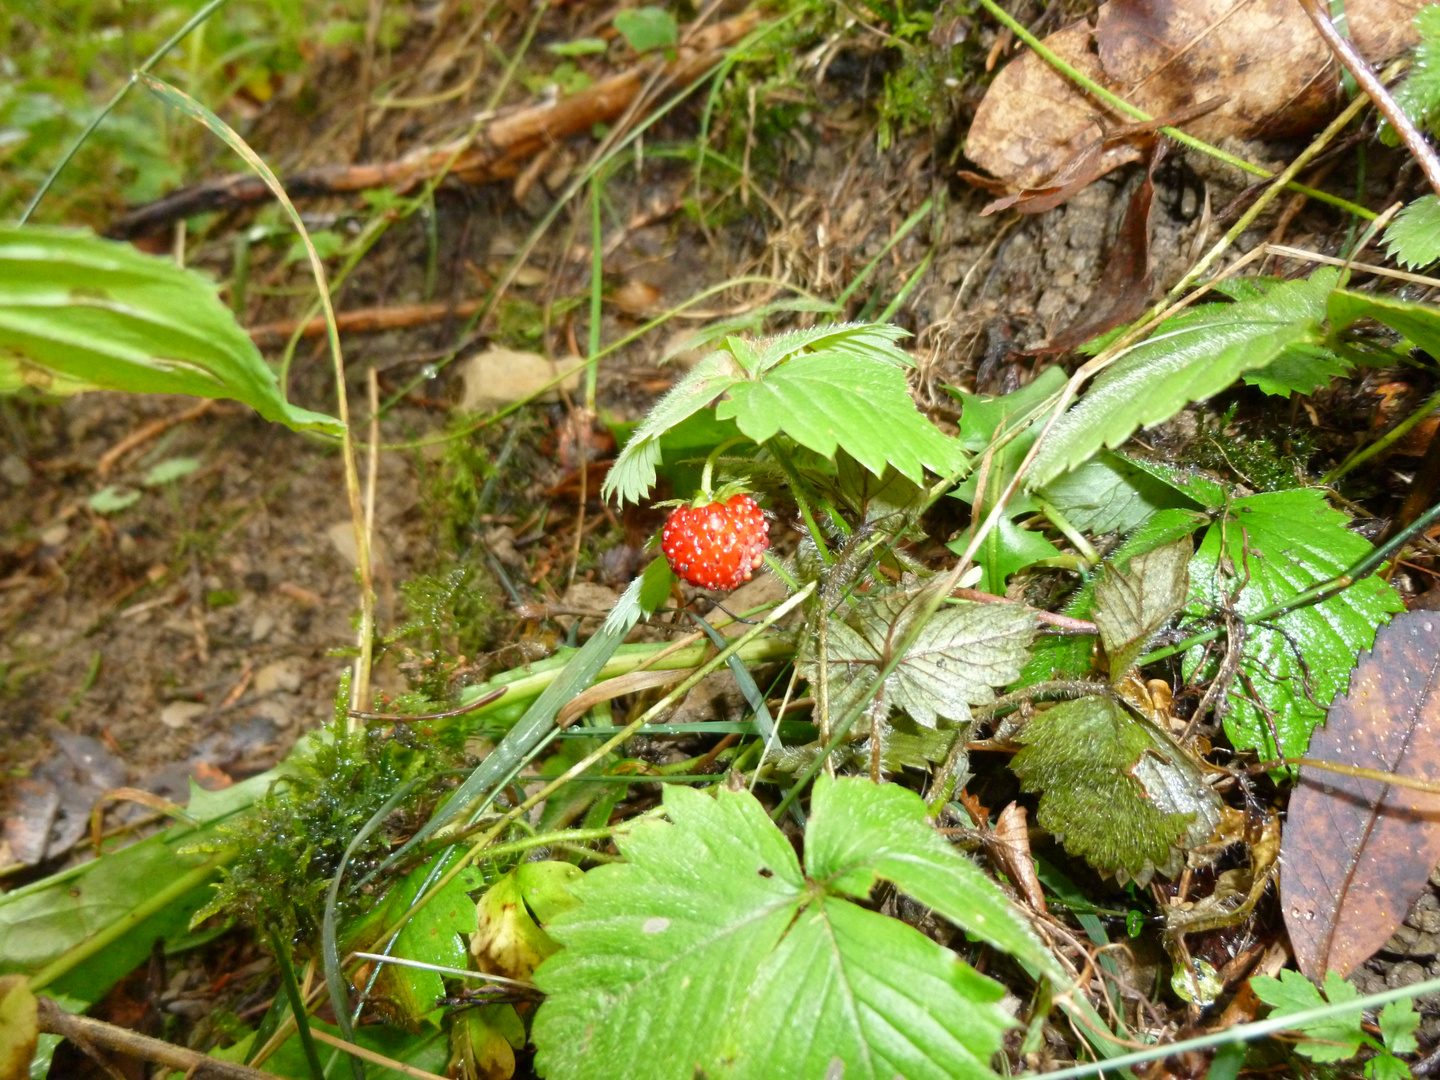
left=394, top=567, right=499, bottom=687
left=1186, top=405, right=1318, bottom=493
left=533, top=777, right=1059, bottom=1080
left=602, top=323, right=965, bottom=505
left=810, top=591, right=1036, bottom=727
left=1250, top=969, right=1418, bottom=1074
left=190, top=718, right=455, bottom=939
left=0, top=226, right=342, bottom=434
left=1184, top=489, right=1404, bottom=760
left=1385, top=195, right=1440, bottom=269
left=612, top=7, right=678, bottom=53
left=1012, top=696, right=1224, bottom=885
left=1028, top=272, right=1338, bottom=486
left=1382, top=5, right=1440, bottom=146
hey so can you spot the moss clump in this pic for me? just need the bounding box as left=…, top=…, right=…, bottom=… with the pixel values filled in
left=189, top=680, right=460, bottom=939
left=1189, top=404, right=1319, bottom=493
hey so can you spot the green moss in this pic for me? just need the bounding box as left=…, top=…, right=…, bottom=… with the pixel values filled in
left=1188, top=404, right=1318, bottom=493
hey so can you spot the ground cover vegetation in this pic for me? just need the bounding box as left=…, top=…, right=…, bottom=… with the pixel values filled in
left=8, top=0, right=1440, bottom=1078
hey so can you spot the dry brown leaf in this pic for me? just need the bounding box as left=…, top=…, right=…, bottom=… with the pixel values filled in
left=1280, top=610, right=1440, bottom=981
left=990, top=802, right=1048, bottom=914
left=965, top=0, right=1426, bottom=194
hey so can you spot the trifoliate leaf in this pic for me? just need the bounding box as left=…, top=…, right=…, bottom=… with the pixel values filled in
left=717, top=351, right=966, bottom=484
left=1184, top=489, right=1403, bottom=760
left=1012, top=696, right=1223, bottom=885
left=601, top=351, right=741, bottom=505
left=1381, top=5, right=1440, bottom=145
left=1093, top=537, right=1191, bottom=679
left=1028, top=271, right=1337, bottom=486
left=532, top=780, right=1035, bottom=1080
left=814, top=592, right=1036, bottom=728
left=1386, top=195, right=1440, bottom=269
left=1249, top=969, right=1364, bottom=1062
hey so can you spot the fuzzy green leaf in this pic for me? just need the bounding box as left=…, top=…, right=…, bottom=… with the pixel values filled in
left=815, top=592, right=1036, bottom=728
left=1385, top=195, right=1440, bottom=269
left=601, top=352, right=742, bottom=505
left=532, top=780, right=1030, bottom=1080
left=1184, top=489, right=1403, bottom=760
left=755, top=321, right=915, bottom=372
left=1012, top=696, right=1224, bottom=885
left=1028, top=271, right=1336, bottom=486
left=1249, top=970, right=1364, bottom=1062
left=1093, top=538, right=1191, bottom=679
left=716, top=352, right=966, bottom=484
left=0, top=225, right=342, bottom=435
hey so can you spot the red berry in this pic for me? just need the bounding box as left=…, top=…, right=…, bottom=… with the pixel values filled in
left=660, top=494, right=770, bottom=591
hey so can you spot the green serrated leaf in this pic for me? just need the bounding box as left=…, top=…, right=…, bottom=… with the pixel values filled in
left=1242, top=341, right=1351, bottom=397
left=1250, top=969, right=1364, bottom=1062
left=949, top=515, right=1061, bottom=594
left=601, top=351, right=741, bottom=505
left=813, top=592, right=1036, bottom=728
left=1386, top=195, right=1440, bottom=268
left=835, top=452, right=925, bottom=523
left=757, top=321, right=914, bottom=372
left=0, top=226, right=342, bottom=435
left=1028, top=271, right=1337, bottom=486
left=1038, top=452, right=1196, bottom=535
left=1380, top=998, right=1421, bottom=1055
left=532, top=781, right=1026, bottom=1080
left=1330, top=288, right=1440, bottom=359
left=374, top=854, right=479, bottom=1025
left=1012, top=696, right=1223, bottom=885
left=717, top=352, right=966, bottom=484
left=1183, top=489, right=1403, bottom=760
left=1093, top=537, right=1191, bottom=679
left=612, top=6, right=677, bottom=52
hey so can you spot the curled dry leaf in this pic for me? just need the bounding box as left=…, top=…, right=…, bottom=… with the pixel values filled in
left=965, top=0, right=1426, bottom=195
left=1281, top=610, right=1440, bottom=981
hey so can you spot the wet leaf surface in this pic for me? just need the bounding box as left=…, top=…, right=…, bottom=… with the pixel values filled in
left=1281, top=610, right=1440, bottom=981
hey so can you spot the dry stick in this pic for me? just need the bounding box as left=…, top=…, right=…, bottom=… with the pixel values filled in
left=1243, top=757, right=1440, bottom=794
left=1298, top=0, right=1440, bottom=201
left=1266, top=242, right=1440, bottom=290
left=36, top=995, right=279, bottom=1080
left=246, top=296, right=489, bottom=345
left=96, top=399, right=216, bottom=477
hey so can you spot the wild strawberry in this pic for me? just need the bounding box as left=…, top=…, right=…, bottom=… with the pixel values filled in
left=661, top=494, right=769, bottom=591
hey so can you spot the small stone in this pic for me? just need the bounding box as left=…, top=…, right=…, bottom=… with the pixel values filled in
left=160, top=702, right=208, bottom=729
left=0, top=455, right=31, bottom=487
left=250, top=612, right=275, bottom=644
left=40, top=523, right=68, bottom=547
left=254, top=659, right=302, bottom=695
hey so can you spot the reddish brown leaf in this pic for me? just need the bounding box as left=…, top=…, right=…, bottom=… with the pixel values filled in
left=1280, top=610, right=1440, bottom=981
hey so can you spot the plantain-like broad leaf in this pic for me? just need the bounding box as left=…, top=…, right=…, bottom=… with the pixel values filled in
left=0, top=225, right=342, bottom=435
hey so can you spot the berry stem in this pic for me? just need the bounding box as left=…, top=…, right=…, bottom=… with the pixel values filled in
left=700, top=436, right=746, bottom=496
left=766, top=440, right=832, bottom=565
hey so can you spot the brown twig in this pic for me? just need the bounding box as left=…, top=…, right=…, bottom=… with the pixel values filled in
left=247, top=296, right=489, bottom=346
left=36, top=995, right=280, bottom=1079
left=96, top=399, right=215, bottom=477
left=107, top=13, right=760, bottom=239
left=1297, top=0, right=1440, bottom=199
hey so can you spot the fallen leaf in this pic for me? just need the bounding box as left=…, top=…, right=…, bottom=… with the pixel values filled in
left=609, top=278, right=662, bottom=315
left=990, top=803, right=1048, bottom=914
left=459, top=346, right=582, bottom=413
left=1280, top=610, right=1440, bottom=981
left=0, top=977, right=36, bottom=1080
left=965, top=0, right=1425, bottom=194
